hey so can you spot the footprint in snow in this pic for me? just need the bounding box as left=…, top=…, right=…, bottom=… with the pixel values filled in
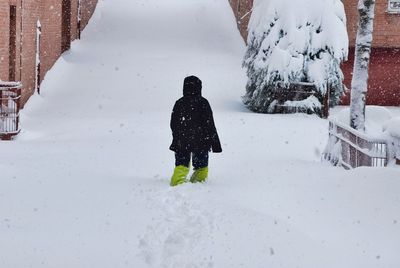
left=139, top=187, right=215, bottom=267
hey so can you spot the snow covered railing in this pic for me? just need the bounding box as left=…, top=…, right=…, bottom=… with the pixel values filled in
left=270, top=82, right=330, bottom=118
left=0, top=82, right=22, bottom=140
left=384, top=117, right=400, bottom=165
left=325, top=119, right=388, bottom=169
left=389, top=136, right=400, bottom=165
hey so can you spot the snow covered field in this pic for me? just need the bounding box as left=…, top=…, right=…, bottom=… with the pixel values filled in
left=1, top=0, right=400, bottom=267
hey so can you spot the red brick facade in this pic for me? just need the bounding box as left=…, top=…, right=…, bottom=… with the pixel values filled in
left=0, top=0, right=98, bottom=106
left=230, top=0, right=400, bottom=106
left=344, top=0, right=400, bottom=47
left=229, top=0, right=253, bottom=41
left=342, top=0, right=400, bottom=105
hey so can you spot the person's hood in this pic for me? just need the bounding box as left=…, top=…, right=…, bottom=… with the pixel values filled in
left=183, top=76, right=202, bottom=97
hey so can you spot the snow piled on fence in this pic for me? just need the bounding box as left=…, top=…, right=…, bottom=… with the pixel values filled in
left=245, top=0, right=348, bottom=92
left=384, top=117, right=400, bottom=139
left=333, top=106, right=393, bottom=138
left=328, top=106, right=400, bottom=164
left=384, top=117, right=400, bottom=161
left=283, top=95, right=322, bottom=113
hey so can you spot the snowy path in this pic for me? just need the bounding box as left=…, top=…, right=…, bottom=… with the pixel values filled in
left=1, top=0, right=400, bottom=267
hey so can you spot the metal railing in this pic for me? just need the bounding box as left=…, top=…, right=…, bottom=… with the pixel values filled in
left=272, top=82, right=331, bottom=118
left=327, top=120, right=388, bottom=169
left=0, top=82, right=22, bottom=140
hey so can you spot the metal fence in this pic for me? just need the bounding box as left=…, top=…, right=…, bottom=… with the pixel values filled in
left=0, top=82, right=22, bottom=140
left=327, top=120, right=388, bottom=169
left=272, top=82, right=330, bottom=118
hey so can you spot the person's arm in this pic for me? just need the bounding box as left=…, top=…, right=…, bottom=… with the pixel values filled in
left=204, top=100, right=222, bottom=153
left=170, top=101, right=179, bottom=133
left=169, top=101, right=181, bottom=151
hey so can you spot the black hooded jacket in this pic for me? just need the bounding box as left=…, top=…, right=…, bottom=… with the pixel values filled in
left=170, top=76, right=222, bottom=153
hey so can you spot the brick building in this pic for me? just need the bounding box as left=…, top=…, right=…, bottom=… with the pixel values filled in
left=0, top=0, right=98, bottom=106
left=229, top=0, right=400, bottom=106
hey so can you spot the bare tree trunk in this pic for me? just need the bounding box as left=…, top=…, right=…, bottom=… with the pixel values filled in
left=350, top=0, right=376, bottom=131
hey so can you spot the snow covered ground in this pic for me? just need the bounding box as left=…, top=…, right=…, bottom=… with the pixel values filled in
left=1, top=0, right=400, bottom=267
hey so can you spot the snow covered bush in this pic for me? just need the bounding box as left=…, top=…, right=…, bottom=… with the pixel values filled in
left=323, top=134, right=342, bottom=166
left=383, top=117, right=400, bottom=164
left=243, top=0, right=349, bottom=114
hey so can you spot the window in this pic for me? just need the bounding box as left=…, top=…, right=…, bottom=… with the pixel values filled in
left=62, top=0, right=71, bottom=52
left=9, top=5, right=17, bottom=81
left=388, top=0, right=400, bottom=13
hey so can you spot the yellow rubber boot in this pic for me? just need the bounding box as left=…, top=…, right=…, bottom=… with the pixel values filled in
left=190, top=167, right=208, bottom=183
left=170, top=165, right=190, bottom=186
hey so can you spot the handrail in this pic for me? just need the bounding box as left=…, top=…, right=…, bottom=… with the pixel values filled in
left=329, top=130, right=386, bottom=159
left=0, top=81, right=22, bottom=140
left=329, top=118, right=387, bottom=143
left=326, top=120, right=389, bottom=168
left=0, top=81, right=22, bottom=88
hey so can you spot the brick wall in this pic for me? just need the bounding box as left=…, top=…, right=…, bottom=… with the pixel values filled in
left=0, top=1, right=10, bottom=82
left=341, top=0, right=400, bottom=106
left=229, top=0, right=253, bottom=41
left=20, top=1, right=41, bottom=104
left=81, top=0, right=98, bottom=29
left=341, top=48, right=400, bottom=106
left=0, top=0, right=98, bottom=106
left=344, top=0, right=400, bottom=48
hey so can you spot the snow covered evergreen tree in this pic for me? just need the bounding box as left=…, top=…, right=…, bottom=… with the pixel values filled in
left=350, top=0, right=376, bottom=131
left=243, top=0, right=349, bottom=114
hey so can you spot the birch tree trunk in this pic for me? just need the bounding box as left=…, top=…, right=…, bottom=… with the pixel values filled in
left=350, top=0, right=376, bottom=131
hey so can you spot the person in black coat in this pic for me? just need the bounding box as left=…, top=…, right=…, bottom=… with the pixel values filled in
left=169, top=76, right=222, bottom=186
